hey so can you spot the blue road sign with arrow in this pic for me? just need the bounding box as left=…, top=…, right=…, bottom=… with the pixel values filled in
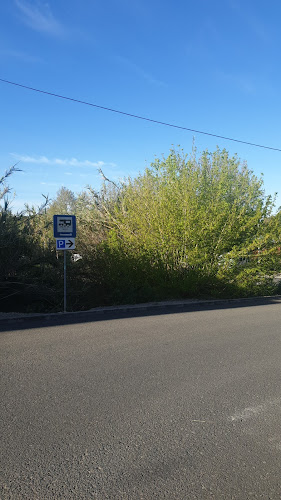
left=56, top=238, right=75, bottom=250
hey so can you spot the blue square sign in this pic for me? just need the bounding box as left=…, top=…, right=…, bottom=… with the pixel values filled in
left=53, top=215, right=76, bottom=238
left=56, top=239, right=66, bottom=249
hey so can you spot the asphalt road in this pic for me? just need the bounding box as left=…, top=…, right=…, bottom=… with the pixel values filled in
left=1, top=301, right=281, bottom=499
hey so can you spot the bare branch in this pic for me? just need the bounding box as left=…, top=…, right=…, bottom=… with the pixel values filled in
left=98, top=168, right=118, bottom=188
left=0, top=163, right=21, bottom=186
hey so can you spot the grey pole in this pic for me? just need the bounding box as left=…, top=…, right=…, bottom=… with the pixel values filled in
left=64, top=249, right=67, bottom=313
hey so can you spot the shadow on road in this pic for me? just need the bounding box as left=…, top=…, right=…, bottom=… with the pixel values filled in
left=1, top=296, right=281, bottom=332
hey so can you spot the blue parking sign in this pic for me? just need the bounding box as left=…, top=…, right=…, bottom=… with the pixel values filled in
left=56, top=239, right=66, bottom=249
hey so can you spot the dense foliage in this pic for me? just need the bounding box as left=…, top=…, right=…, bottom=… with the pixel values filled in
left=1, top=147, right=281, bottom=312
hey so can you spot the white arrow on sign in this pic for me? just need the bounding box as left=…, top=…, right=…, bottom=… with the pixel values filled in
left=56, top=238, right=76, bottom=250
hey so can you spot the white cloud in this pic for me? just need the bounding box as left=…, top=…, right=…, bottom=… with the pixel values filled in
left=40, top=181, right=61, bottom=187
left=11, top=154, right=117, bottom=168
left=116, top=56, right=166, bottom=87
left=15, top=0, right=66, bottom=37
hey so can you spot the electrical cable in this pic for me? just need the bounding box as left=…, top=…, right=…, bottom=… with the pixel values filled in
left=1, top=77, right=280, bottom=152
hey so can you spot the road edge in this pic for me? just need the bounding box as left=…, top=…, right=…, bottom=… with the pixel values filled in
left=1, top=294, right=281, bottom=325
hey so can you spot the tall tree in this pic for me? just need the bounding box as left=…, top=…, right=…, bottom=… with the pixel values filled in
left=48, top=187, right=77, bottom=216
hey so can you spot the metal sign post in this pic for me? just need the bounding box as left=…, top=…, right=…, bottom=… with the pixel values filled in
left=53, top=215, right=76, bottom=313
left=64, top=250, right=67, bottom=313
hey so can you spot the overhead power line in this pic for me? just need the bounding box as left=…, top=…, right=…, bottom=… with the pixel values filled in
left=1, top=77, right=280, bottom=152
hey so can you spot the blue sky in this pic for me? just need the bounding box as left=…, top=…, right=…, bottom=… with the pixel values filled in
left=1, top=0, right=281, bottom=212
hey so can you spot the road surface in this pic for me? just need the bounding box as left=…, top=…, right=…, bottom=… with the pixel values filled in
left=1, top=301, right=281, bottom=498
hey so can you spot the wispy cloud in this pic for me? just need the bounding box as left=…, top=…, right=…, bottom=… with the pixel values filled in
left=228, top=0, right=271, bottom=44
left=246, top=13, right=270, bottom=44
left=0, top=48, right=42, bottom=63
left=40, top=182, right=81, bottom=190
left=118, top=0, right=148, bottom=17
left=216, top=71, right=255, bottom=94
left=116, top=56, right=166, bottom=87
left=40, top=181, right=61, bottom=187
left=11, top=154, right=116, bottom=168
left=14, top=0, right=66, bottom=37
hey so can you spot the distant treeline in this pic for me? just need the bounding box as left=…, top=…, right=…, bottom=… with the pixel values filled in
left=1, top=147, right=281, bottom=313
